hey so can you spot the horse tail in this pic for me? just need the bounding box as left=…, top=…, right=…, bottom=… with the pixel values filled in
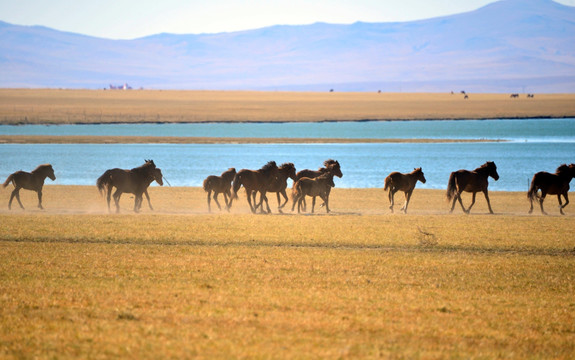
left=383, top=175, right=392, bottom=192
left=96, top=170, right=113, bottom=196
left=446, top=172, right=457, bottom=202
left=292, top=180, right=302, bottom=200
left=231, top=173, right=242, bottom=199
left=2, top=173, right=15, bottom=188
left=527, top=175, right=538, bottom=201
left=202, top=177, right=211, bottom=192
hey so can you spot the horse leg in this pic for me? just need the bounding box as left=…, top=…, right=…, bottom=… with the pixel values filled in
left=483, top=190, right=494, bottom=214
left=213, top=192, right=222, bottom=211
left=9, top=188, right=23, bottom=210
left=113, top=190, right=122, bottom=213
left=206, top=190, right=212, bottom=212
left=456, top=192, right=467, bottom=214
left=389, top=189, right=395, bottom=213
left=223, top=192, right=230, bottom=212
left=277, top=191, right=286, bottom=213
left=106, top=186, right=113, bottom=213
left=144, top=190, right=153, bottom=211
left=260, top=192, right=271, bottom=214
left=539, top=191, right=548, bottom=215
left=246, top=191, right=256, bottom=213
left=402, top=190, right=413, bottom=214
left=321, top=193, right=330, bottom=213
left=465, top=192, right=477, bottom=214
left=37, top=190, right=44, bottom=210
left=311, top=196, right=316, bottom=213
left=558, top=192, right=569, bottom=215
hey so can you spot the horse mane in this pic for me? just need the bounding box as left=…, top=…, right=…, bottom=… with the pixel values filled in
left=411, top=167, right=422, bottom=174
left=279, top=162, right=295, bottom=171
left=323, top=159, right=337, bottom=167
left=221, top=168, right=236, bottom=181
left=474, top=161, right=494, bottom=172
left=259, top=161, right=277, bottom=174
left=131, top=160, right=156, bottom=173
left=31, top=164, right=53, bottom=173
left=556, top=164, right=570, bottom=174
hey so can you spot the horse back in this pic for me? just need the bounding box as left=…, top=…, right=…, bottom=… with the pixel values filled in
left=4, top=171, right=41, bottom=190
left=532, top=171, right=569, bottom=195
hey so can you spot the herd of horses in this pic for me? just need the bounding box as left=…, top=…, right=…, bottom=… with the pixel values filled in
left=2, top=160, right=575, bottom=216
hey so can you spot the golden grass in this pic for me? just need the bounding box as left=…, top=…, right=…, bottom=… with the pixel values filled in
left=1, top=89, right=574, bottom=124
left=1, top=186, right=574, bottom=358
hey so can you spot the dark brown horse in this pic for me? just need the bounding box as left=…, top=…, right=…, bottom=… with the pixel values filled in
left=446, top=161, right=499, bottom=214
left=3, top=164, right=56, bottom=210
left=96, top=160, right=163, bottom=213
left=254, top=162, right=296, bottom=213
left=229, top=161, right=279, bottom=213
left=293, top=159, right=342, bottom=212
left=528, top=163, right=575, bottom=215
left=384, top=167, right=426, bottom=214
left=203, top=168, right=236, bottom=212
left=292, top=172, right=336, bottom=214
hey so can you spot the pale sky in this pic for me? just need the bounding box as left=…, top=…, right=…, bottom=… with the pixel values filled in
left=1, top=0, right=575, bottom=39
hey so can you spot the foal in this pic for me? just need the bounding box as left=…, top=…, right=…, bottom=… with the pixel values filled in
left=292, top=172, right=335, bottom=214
left=3, top=164, right=56, bottom=210
left=203, top=168, right=236, bottom=212
left=384, top=167, right=426, bottom=214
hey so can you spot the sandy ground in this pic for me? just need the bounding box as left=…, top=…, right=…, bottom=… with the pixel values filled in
left=0, top=185, right=570, bottom=217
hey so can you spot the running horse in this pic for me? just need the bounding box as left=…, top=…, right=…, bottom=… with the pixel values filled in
left=293, top=159, right=342, bottom=212
left=255, top=162, right=296, bottom=213
left=229, top=161, right=279, bottom=213
left=384, top=167, right=426, bottom=214
left=446, top=161, right=499, bottom=214
left=292, top=172, right=336, bottom=214
left=203, top=167, right=237, bottom=212
left=3, top=164, right=56, bottom=210
left=96, top=160, right=163, bottom=213
left=528, top=163, right=575, bottom=215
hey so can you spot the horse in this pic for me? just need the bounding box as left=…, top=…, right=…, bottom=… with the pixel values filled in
left=3, top=164, right=56, bottom=210
left=528, top=163, right=575, bottom=215
left=229, top=161, right=279, bottom=213
left=383, top=167, right=426, bottom=214
left=254, top=162, right=296, bottom=213
left=293, top=159, right=342, bottom=212
left=96, top=160, right=163, bottom=213
left=203, top=168, right=236, bottom=212
left=446, top=161, right=499, bottom=214
left=292, top=172, right=336, bottom=214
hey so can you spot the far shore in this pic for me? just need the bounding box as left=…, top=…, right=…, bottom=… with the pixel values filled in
left=1, top=89, right=574, bottom=125
left=0, top=135, right=503, bottom=144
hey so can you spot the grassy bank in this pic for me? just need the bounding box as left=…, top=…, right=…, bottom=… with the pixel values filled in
left=0, top=187, right=574, bottom=358
left=1, top=89, right=574, bottom=124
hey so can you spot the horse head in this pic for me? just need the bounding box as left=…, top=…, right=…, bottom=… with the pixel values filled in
left=486, top=161, right=499, bottom=181
left=325, top=160, right=343, bottom=178
left=557, top=164, right=575, bottom=179
left=34, top=164, right=56, bottom=181
left=153, top=168, right=164, bottom=186
left=261, top=161, right=279, bottom=179
left=415, top=167, right=426, bottom=183
left=280, top=163, right=297, bottom=181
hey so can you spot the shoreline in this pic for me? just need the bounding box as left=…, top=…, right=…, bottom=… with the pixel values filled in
left=0, top=135, right=503, bottom=144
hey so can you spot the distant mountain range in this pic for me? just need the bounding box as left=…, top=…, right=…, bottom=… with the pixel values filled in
left=1, top=0, right=574, bottom=92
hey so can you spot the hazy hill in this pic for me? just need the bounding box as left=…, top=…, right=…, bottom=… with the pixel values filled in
left=1, top=0, right=574, bottom=92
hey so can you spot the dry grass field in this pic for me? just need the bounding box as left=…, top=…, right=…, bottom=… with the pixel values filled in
left=1, top=89, right=575, bottom=124
left=1, top=186, right=574, bottom=359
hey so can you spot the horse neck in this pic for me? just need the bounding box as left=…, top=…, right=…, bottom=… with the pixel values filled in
left=474, top=166, right=492, bottom=178
left=277, top=168, right=292, bottom=181
left=33, top=167, right=51, bottom=180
